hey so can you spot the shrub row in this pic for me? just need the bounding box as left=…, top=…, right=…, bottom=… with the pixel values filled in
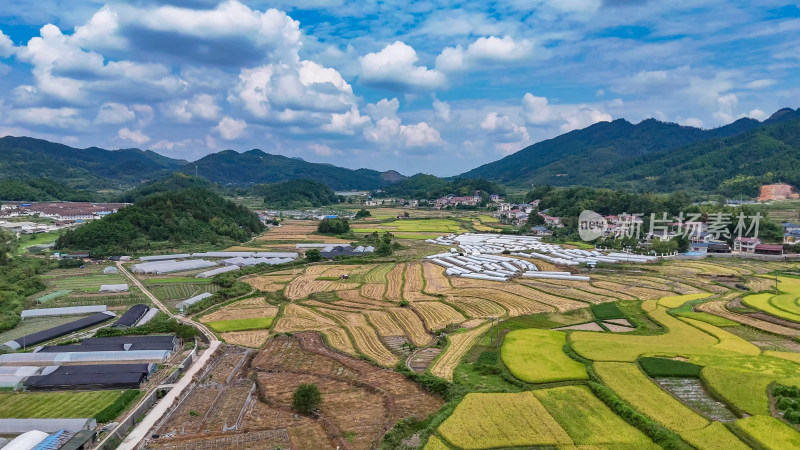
left=94, top=390, right=141, bottom=423
left=638, top=357, right=702, bottom=378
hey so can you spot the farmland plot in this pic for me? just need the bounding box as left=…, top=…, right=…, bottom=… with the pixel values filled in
left=273, top=304, right=355, bottom=355
left=438, top=392, right=572, bottom=448
left=360, top=283, right=386, bottom=300
left=697, top=301, right=800, bottom=337
left=413, top=302, right=465, bottom=330
left=735, top=415, right=800, bottom=448
left=430, top=321, right=489, bottom=381
left=317, top=308, right=399, bottom=366
left=421, top=261, right=451, bottom=294
left=446, top=296, right=507, bottom=318
left=364, top=310, right=405, bottom=337
left=403, top=262, right=437, bottom=301
left=680, top=422, right=750, bottom=450
left=385, top=264, right=404, bottom=302
left=0, top=391, right=128, bottom=418
left=519, top=280, right=617, bottom=304
left=501, top=329, right=588, bottom=383
left=389, top=308, right=432, bottom=346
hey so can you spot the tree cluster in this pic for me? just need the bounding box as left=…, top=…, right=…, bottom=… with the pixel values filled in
left=317, top=218, right=350, bottom=234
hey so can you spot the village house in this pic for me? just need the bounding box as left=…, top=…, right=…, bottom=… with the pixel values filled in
left=733, top=237, right=761, bottom=253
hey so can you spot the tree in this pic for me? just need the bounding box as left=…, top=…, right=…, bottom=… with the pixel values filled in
left=355, top=208, right=371, bottom=219
left=305, top=249, right=321, bottom=262
left=375, top=232, right=393, bottom=256
left=317, top=218, right=350, bottom=234
left=292, top=383, right=322, bottom=414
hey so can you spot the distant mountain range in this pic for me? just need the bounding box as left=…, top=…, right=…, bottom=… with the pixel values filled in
left=2, top=107, right=799, bottom=199
left=459, top=108, right=800, bottom=194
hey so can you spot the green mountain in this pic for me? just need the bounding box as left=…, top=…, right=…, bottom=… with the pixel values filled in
left=182, top=149, right=404, bottom=190
left=56, top=187, right=264, bottom=257
left=254, top=179, right=339, bottom=208
left=0, top=136, right=186, bottom=190
left=458, top=115, right=769, bottom=188
left=116, top=173, right=222, bottom=203
left=0, top=178, right=96, bottom=202
left=597, top=115, right=800, bottom=197
left=375, top=174, right=505, bottom=200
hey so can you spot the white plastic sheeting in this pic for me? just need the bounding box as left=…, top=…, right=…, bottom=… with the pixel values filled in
left=0, top=375, right=24, bottom=389
left=135, top=307, right=159, bottom=327
left=176, top=292, right=213, bottom=310
left=425, top=254, right=538, bottom=282
left=191, top=251, right=299, bottom=259
left=0, top=366, right=42, bottom=376
left=21, top=305, right=107, bottom=319
left=0, top=418, right=97, bottom=434
left=0, top=350, right=171, bottom=365
left=131, top=259, right=217, bottom=274
left=221, top=257, right=294, bottom=267
left=139, top=254, right=191, bottom=261
left=99, top=284, right=129, bottom=293
left=1, top=430, right=49, bottom=450
left=196, top=265, right=240, bottom=278
left=521, top=272, right=591, bottom=281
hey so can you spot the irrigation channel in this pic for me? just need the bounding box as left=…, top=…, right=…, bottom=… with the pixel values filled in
left=94, top=262, right=222, bottom=450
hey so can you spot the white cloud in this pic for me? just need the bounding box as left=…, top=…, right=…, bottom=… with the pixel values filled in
left=560, top=106, right=612, bottom=132
left=163, top=94, right=220, bottom=123
left=437, top=35, right=534, bottom=73
left=0, top=30, right=13, bottom=58
left=13, top=107, right=88, bottom=129
left=95, top=103, right=135, bottom=124
left=118, top=127, right=150, bottom=145
left=432, top=95, right=451, bottom=122
left=360, top=41, right=446, bottom=92
left=365, top=117, right=442, bottom=148
left=747, top=108, right=768, bottom=121
left=744, top=79, right=775, bottom=90
left=322, top=107, right=370, bottom=135
left=521, top=94, right=554, bottom=124
left=365, top=98, right=399, bottom=120
left=683, top=117, right=704, bottom=128
left=521, top=93, right=611, bottom=131
left=214, top=116, right=247, bottom=140
left=480, top=112, right=531, bottom=154
left=309, top=143, right=334, bottom=156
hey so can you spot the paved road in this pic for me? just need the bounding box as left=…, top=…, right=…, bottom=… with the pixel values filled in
left=95, top=262, right=221, bottom=450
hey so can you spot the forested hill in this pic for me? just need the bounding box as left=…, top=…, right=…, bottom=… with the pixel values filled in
left=596, top=116, right=800, bottom=197
left=254, top=179, right=339, bottom=208
left=56, top=187, right=264, bottom=257
left=0, top=136, right=186, bottom=190
left=374, top=174, right=506, bottom=200
left=182, top=149, right=405, bottom=190
left=0, top=178, right=96, bottom=202
left=458, top=107, right=800, bottom=190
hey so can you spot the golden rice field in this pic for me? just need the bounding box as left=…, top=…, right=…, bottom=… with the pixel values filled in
left=429, top=321, right=490, bottom=380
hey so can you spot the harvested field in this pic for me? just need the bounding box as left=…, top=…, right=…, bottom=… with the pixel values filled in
left=430, top=321, right=489, bottom=381
left=200, top=304, right=278, bottom=323
left=390, top=308, right=432, bottom=346
left=364, top=264, right=394, bottom=284
left=221, top=330, right=271, bottom=348
left=413, top=302, right=465, bottom=330
left=697, top=301, right=800, bottom=337
left=519, top=280, right=616, bottom=304
left=361, top=283, right=386, bottom=300
left=364, top=310, right=405, bottom=336
left=446, top=296, right=507, bottom=318
left=451, top=288, right=552, bottom=316
left=747, top=276, right=776, bottom=292
left=257, top=221, right=350, bottom=243
left=403, top=262, right=437, bottom=301
left=273, top=304, right=356, bottom=355
left=285, top=268, right=360, bottom=300
left=385, top=264, right=404, bottom=302
left=544, top=278, right=637, bottom=300
left=421, top=261, right=451, bottom=294
left=408, top=348, right=441, bottom=373
left=451, top=278, right=585, bottom=311
left=242, top=275, right=291, bottom=292
left=249, top=333, right=443, bottom=449
left=318, top=308, right=399, bottom=366
left=335, top=289, right=389, bottom=308
left=591, top=280, right=669, bottom=299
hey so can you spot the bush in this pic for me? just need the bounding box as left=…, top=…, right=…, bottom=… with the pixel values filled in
left=292, top=383, right=322, bottom=414
left=317, top=218, right=350, bottom=234
left=94, top=390, right=140, bottom=422
left=355, top=208, right=371, bottom=219
left=94, top=312, right=199, bottom=340
left=774, top=384, right=800, bottom=398
left=638, top=357, right=702, bottom=378
left=305, top=249, right=321, bottom=262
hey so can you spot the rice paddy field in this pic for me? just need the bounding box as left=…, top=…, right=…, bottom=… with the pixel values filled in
left=133, top=227, right=800, bottom=450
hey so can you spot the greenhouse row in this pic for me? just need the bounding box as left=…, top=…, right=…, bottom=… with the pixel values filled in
left=20, top=305, right=107, bottom=319
left=176, top=292, right=213, bottom=310
left=196, top=265, right=240, bottom=278
left=2, top=312, right=116, bottom=351
left=24, top=363, right=156, bottom=390
left=130, top=259, right=217, bottom=274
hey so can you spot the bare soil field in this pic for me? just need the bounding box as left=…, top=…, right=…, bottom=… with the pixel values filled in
left=221, top=330, right=271, bottom=348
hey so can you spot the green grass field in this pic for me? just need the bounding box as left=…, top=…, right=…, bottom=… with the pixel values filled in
left=0, top=391, right=124, bottom=418
left=438, top=392, right=572, bottom=448
left=533, top=385, right=658, bottom=447
left=43, top=273, right=128, bottom=292
left=150, top=283, right=219, bottom=301
left=16, top=230, right=62, bottom=255
left=207, top=317, right=274, bottom=332
left=501, top=329, right=588, bottom=383
left=594, top=362, right=709, bottom=431
left=364, top=264, right=394, bottom=284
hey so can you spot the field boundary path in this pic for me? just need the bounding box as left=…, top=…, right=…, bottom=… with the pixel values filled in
left=94, top=262, right=222, bottom=450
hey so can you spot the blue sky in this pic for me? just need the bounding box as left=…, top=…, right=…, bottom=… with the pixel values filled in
left=0, top=0, right=798, bottom=176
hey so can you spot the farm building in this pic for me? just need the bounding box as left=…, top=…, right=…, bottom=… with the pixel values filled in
left=2, top=312, right=116, bottom=351
left=20, top=305, right=107, bottom=319
left=320, top=245, right=375, bottom=259
left=111, top=304, right=150, bottom=329
left=0, top=349, right=171, bottom=366
left=707, top=243, right=732, bottom=253
left=176, top=292, right=213, bottom=310
left=196, top=265, right=239, bottom=278
left=0, top=418, right=97, bottom=434
left=36, top=335, right=178, bottom=354
left=24, top=429, right=95, bottom=450
left=131, top=259, right=217, bottom=274
left=688, top=242, right=709, bottom=253
left=99, top=284, right=128, bottom=293
left=24, top=363, right=157, bottom=390
left=755, top=244, right=784, bottom=255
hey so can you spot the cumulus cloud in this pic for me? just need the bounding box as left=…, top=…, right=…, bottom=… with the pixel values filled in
left=95, top=103, right=136, bottom=124
left=436, top=35, right=534, bottom=72
left=683, top=117, right=704, bottom=128
left=118, top=127, right=150, bottom=145
left=480, top=111, right=531, bottom=154
left=214, top=116, right=247, bottom=140
left=360, top=41, right=446, bottom=92
left=365, top=98, right=399, bottom=120
left=163, top=94, right=220, bottom=123
left=0, top=30, right=13, bottom=58
left=365, top=117, right=442, bottom=148
left=521, top=93, right=611, bottom=132
left=747, top=109, right=768, bottom=121
left=13, top=107, right=89, bottom=129
left=432, top=95, right=451, bottom=122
